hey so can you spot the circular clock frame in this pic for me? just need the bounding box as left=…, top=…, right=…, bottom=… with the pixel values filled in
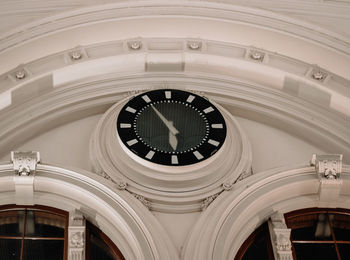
left=117, top=89, right=227, bottom=166
left=90, top=88, right=252, bottom=212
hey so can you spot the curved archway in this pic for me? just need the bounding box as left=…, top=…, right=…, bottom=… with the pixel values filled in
left=0, top=163, right=178, bottom=260
left=182, top=164, right=350, bottom=260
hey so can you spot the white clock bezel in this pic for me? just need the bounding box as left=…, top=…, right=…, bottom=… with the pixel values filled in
left=90, top=89, right=252, bottom=212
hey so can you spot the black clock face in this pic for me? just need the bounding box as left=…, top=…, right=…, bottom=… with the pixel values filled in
left=117, top=89, right=226, bottom=166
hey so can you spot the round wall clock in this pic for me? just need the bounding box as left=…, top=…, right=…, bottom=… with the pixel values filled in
left=117, top=89, right=226, bottom=166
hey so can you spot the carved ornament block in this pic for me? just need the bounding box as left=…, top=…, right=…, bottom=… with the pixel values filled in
left=11, top=151, right=40, bottom=176
left=68, top=210, right=86, bottom=260
left=269, top=212, right=293, bottom=260
left=311, top=154, right=343, bottom=205
left=312, top=154, right=342, bottom=180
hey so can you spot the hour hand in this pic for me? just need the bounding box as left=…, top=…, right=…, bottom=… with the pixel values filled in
left=168, top=122, right=178, bottom=150
left=151, top=105, right=179, bottom=135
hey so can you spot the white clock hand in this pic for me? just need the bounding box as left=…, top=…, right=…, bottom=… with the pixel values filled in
left=151, top=105, right=179, bottom=135
left=168, top=121, right=178, bottom=150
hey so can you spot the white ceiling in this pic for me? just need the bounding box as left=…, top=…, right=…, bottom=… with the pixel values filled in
left=0, top=0, right=349, bottom=39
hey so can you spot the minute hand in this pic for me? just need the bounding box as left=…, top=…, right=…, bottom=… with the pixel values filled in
left=151, top=105, right=179, bottom=135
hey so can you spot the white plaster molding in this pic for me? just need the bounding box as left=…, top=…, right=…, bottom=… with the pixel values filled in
left=312, top=154, right=343, bottom=207
left=11, top=151, right=40, bottom=205
left=268, top=212, right=293, bottom=260
left=0, top=71, right=348, bottom=160
left=0, top=1, right=348, bottom=57
left=131, top=192, right=152, bottom=210
left=68, top=210, right=86, bottom=260
left=90, top=89, right=252, bottom=213
left=200, top=192, right=222, bottom=211
left=11, top=151, right=40, bottom=176
left=182, top=164, right=350, bottom=260
left=0, top=38, right=349, bottom=117
left=0, top=162, right=179, bottom=260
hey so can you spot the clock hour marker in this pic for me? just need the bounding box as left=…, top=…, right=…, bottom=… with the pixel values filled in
left=120, top=123, right=131, bottom=128
left=126, top=106, right=136, bottom=113
left=211, top=123, right=223, bottom=129
left=145, top=150, right=155, bottom=160
left=186, top=95, right=195, bottom=103
left=118, top=89, right=226, bottom=166
left=127, top=139, right=138, bottom=146
left=193, top=151, right=204, bottom=160
left=142, top=95, right=151, bottom=103
left=203, top=106, right=214, bottom=114
left=208, top=139, right=220, bottom=147
left=171, top=155, right=178, bottom=164
left=165, top=91, right=171, bottom=99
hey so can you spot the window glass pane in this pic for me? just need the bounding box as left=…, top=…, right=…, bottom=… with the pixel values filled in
left=329, top=214, right=350, bottom=241
left=25, top=211, right=65, bottom=238
left=0, top=239, right=21, bottom=260
left=23, top=240, right=64, bottom=260
left=289, top=213, right=332, bottom=241
left=90, top=232, right=116, bottom=260
left=293, top=243, right=338, bottom=260
left=0, top=210, right=25, bottom=237
left=241, top=234, right=270, bottom=260
left=338, top=244, right=350, bottom=259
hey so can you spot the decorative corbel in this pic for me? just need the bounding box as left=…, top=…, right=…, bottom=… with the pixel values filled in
left=268, top=212, right=293, bottom=260
left=311, top=154, right=343, bottom=206
left=68, top=210, right=86, bottom=260
left=11, top=151, right=40, bottom=205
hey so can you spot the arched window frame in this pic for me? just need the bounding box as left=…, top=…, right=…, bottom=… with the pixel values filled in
left=0, top=205, right=125, bottom=260
left=236, top=208, right=350, bottom=260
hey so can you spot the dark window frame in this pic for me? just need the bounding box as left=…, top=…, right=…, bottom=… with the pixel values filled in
left=0, top=205, right=126, bottom=260
left=0, top=204, right=69, bottom=260
left=285, top=208, right=350, bottom=260
left=235, top=222, right=274, bottom=260
left=86, top=221, right=125, bottom=260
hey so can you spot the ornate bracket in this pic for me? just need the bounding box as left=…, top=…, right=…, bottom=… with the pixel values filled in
left=311, top=154, right=342, bottom=179
left=11, top=151, right=40, bottom=205
left=268, top=212, right=293, bottom=260
left=311, top=154, right=343, bottom=206
left=68, top=210, right=86, bottom=260
left=11, top=151, right=40, bottom=176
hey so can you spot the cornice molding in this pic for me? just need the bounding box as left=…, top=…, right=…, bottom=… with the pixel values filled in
left=0, top=1, right=349, bottom=55
left=1, top=38, right=349, bottom=115
left=0, top=73, right=349, bottom=160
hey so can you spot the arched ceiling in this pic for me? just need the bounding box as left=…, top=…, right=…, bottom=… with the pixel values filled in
left=0, top=0, right=348, bottom=158
left=1, top=0, right=349, bottom=38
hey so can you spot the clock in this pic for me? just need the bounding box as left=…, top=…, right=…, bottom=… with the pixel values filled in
left=117, top=89, right=226, bottom=166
